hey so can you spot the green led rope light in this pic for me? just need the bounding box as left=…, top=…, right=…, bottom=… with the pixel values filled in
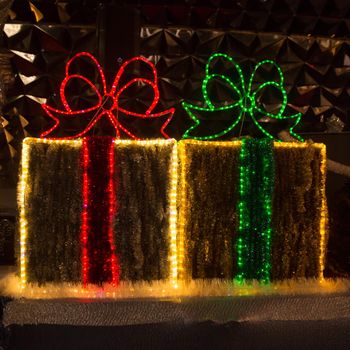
left=257, top=139, right=274, bottom=283
left=235, top=139, right=274, bottom=284
left=182, top=53, right=304, bottom=141
left=236, top=139, right=250, bottom=284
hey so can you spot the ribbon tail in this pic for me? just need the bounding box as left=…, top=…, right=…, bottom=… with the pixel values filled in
left=40, top=104, right=60, bottom=137
left=288, top=113, right=304, bottom=142
left=252, top=112, right=304, bottom=141
left=40, top=104, right=102, bottom=139
left=159, top=108, right=175, bottom=139
left=114, top=107, right=175, bottom=139
left=182, top=102, right=242, bottom=140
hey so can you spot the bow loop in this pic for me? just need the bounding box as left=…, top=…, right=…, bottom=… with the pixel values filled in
left=65, top=52, right=108, bottom=96
left=203, top=73, right=242, bottom=110
left=59, top=74, right=103, bottom=114
left=111, top=57, right=160, bottom=115
left=205, top=53, right=246, bottom=90
left=248, top=60, right=288, bottom=120
left=248, top=60, right=284, bottom=93
left=251, top=81, right=287, bottom=118
left=203, top=53, right=246, bottom=110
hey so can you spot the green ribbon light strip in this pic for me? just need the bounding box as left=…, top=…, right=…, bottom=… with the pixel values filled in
left=182, top=53, right=304, bottom=141
left=235, top=139, right=274, bottom=284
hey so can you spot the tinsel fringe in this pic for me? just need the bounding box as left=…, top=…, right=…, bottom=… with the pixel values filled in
left=1, top=273, right=349, bottom=299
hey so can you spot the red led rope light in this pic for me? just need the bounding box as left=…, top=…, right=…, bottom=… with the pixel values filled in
left=81, top=138, right=90, bottom=286
left=41, top=52, right=175, bottom=139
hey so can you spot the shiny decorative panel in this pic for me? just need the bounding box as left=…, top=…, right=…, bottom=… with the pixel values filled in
left=7, top=1, right=350, bottom=38
left=1, top=23, right=96, bottom=187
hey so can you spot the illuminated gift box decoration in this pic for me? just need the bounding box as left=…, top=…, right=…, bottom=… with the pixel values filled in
left=178, top=53, right=327, bottom=283
left=18, top=52, right=178, bottom=287
left=19, top=138, right=178, bottom=286
left=177, top=139, right=327, bottom=282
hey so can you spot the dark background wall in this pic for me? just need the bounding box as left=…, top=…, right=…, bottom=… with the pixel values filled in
left=0, top=0, right=349, bottom=274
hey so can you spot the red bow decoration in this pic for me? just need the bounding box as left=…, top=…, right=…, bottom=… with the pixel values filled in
left=40, top=52, right=175, bottom=139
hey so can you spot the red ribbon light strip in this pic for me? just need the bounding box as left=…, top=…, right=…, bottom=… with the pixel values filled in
left=81, top=138, right=89, bottom=285
left=81, top=137, right=119, bottom=286
left=41, top=52, right=175, bottom=139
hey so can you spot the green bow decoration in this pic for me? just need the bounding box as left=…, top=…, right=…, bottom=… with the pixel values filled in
left=182, top=53, right=304, bottom=141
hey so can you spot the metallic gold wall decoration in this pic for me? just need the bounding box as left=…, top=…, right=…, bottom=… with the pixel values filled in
left=7, top=1, right=350, bottom=38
